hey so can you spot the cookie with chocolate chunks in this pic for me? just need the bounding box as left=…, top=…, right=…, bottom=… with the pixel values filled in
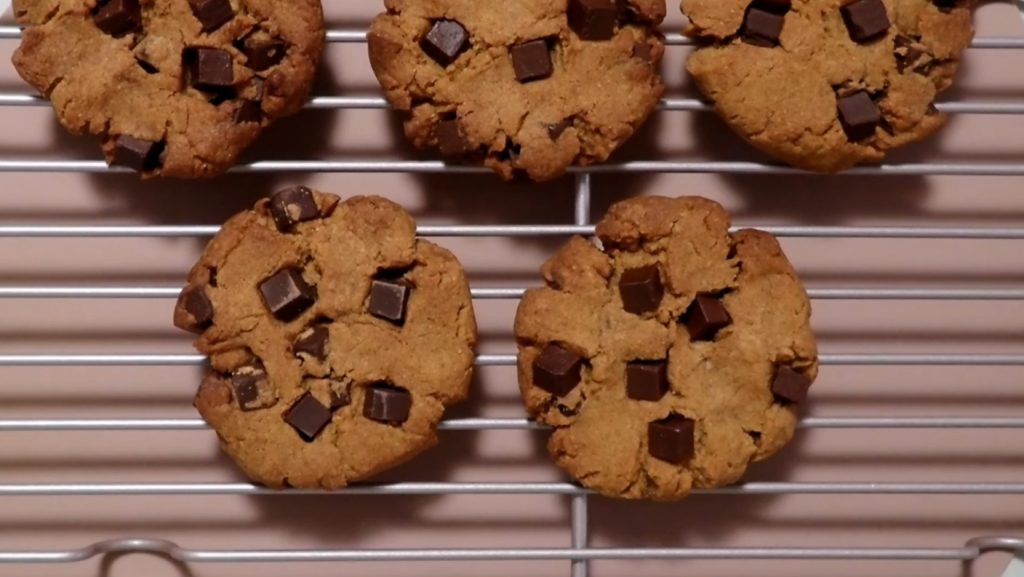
left=11, top=0, right=324, bottom=178
left=367, top=0, right=666, bottom=182
left=515, top=196, right=818, bottom=499
left=174, top=189, right=477, bottom=489
left=683, top=0, right=976, bottom=171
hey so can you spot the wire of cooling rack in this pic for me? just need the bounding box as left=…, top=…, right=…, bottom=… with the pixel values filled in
left=0, top=19, right=1022, bottom=577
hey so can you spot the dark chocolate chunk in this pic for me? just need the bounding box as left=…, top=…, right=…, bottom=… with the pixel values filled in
left=841, top=0, right=890, bottom=43
left=259, top=267, right=316, bottom=321
left=268, top=186, right=319, bottom=232
left=772, top=365, right=811, bottom=404
left=437, top=119, right=471, bottom=156
left=648, top=414, right=695, bottom=463
left=626, top=360, right=669, bottom=401
left=284, top=392, right=332, bottom=441
left=547, top=118, right=573, bottom=140
left=328, top=381, right=351, bottom=411
left=180, top=285, right=214, bottom=332
left=421, top=20, right=470, bottom=67
left=111, top=135, right=164, bottom=171
left=94, top=0, right=141, bottom=37
left=231, top=364, right=276, bottom=411
left=933, top=0, right=958, bottom=11
left=631, top=42, right=653, bottom=61
left=242, top=37, right=287, bottom=71
left=293, top=324, right=329, bottom=361
left=369, top=278, right=411, bottom=325
left=188, top=0, right=234, bottom=33
left=363, top=384, right=413, bottom=424
left=184, top=47, right=234, bottom=90
left=568, top=0, right=618, bottom=41
left=837, top=91, right=880, bottom=141
left=742, top=5, right=786, bottom=46
left=234, top=100, right=262, bottom=124
left=683, top=294, right=732, bottom=341
left=510, top=39, right=553, bottom=83
left=533, top=343, right=584, bottom=397
left=619, top=265, right=664, bottom=315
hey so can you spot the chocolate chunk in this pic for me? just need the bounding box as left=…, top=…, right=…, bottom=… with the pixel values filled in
left=837, top=91, right=880, bottom=141
left=259, top=267, right=316, bottom=321
left=231, top=364, right=276, bottom=411
left=284, top=392, right=332, bottom=441
left=626, top=360, right=669, bottom=401
left=683, top=294, right=732, bottom=341
left=533, top=343, right=584, bottom=397
left=421, top=20, right=470, bottom=67
left=568, top=0, right=618, bottom=41
left=648, top=414, right=695, bottom=463
left=547, top=118, right=573, bottom=140
left=242, top=37, right=287, bottom=71
left=188, top=0, right=234, bottom=33
left=437, top=119, right=471, bottom=156
left=111, top=135, right=163, bottom=171
left=268, top=186, right=319, bottom=232
left=841, top=0, right=890, bottom=43
left=510, top=39, right=553, bottom=83
left=363, top=384, right=413, bottom=424
left=742, top=5, right=786, bottom=46
left=184, top=47, right=234, bottom=90
left=631, top=42, right=653, bottom=61
left=328, top=381, right=351, bottom=411
left=294, top=324, right=329, bottom=361
left=933, top=0, right=958, bottom=11
left=369, top=277, right=411, bottom=324
left=94, top=0, right=141, bottom=37
left=772, top=366, right=811, bottom=404
left=180, top=285, right=214, bottom=332
left=234, top=100, right=262, bottom=124
left=619, top=265, right=664, bottom=315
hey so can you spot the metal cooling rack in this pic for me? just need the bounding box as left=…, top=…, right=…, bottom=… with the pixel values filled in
left=0, top=15, right=1022, bottom=577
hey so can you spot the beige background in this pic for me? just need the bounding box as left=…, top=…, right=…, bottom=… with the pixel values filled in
left=0, top=1, right=1023, bottom=576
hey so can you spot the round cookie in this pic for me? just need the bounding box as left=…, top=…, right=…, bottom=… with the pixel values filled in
left=174, top=189, right=477, bottom=489
left=12, top=0, right=324, bottom=178
left=683, top=0, right=975, bottom=172
left=514, top=196, right=818, bottom=499
left=368, top=0, right=667, bottom=182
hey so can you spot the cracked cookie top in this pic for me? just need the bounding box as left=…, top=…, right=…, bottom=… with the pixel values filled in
left=515, top=196, right=818, bottom=499
left=174, top=189, right=477, bottom=488
left=683, top=0, right=975, bottom=172
left=367, top=0, right=667, bottom=182
left=12, top=0, right=324, bottom=178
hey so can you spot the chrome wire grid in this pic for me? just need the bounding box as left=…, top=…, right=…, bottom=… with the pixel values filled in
left=0, top=13, right=1022, bottom=576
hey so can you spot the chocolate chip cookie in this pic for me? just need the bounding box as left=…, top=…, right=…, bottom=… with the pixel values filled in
left=13, top=0, right=324, bottom=178
left=174, top=188, right=477, bottom=488
left=515, top=196, right=818, bottom=499
left=368, top=0, right=667, bottom=182
left=684, top=0, right=976, bottom=171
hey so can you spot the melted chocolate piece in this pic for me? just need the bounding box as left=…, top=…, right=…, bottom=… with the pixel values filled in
left=258, top=267, right=316, bottom=321
left=284, top=392, right=332, bottom=441
left=772, top=365, right=811, bottom=404
left=568, top=0, right=618, bottom=41
left=683, top=294, right=732, bottom=341
left=294, top=324, right=329, bottom=361
left=180, top=285, right=214, bottom=332
left=268, top=186, right=319, bottom=232
left=837, top=91, right=881, bottom=141
left=184, top=47, right=234, bottom=90
left=188, top=0, right=234, bottom=33
left=421, top=20, right=470, bottom=66
left=111, top=135, right=164, bottom=171
left=619, top=265, right=664, bottom=315
left=369, top=277, right=411, bottom=325
left=626, top=360, right=669, bottom=401
left=363, top=384, right=413, bottom=424
left=841, top=0, right=891, bottom=43
left=510, top=39, right=554, bottom=83
left=242, top=37, right=287, bottom=71
left=94, top=0, right=141, bottom=37
left=648, top=414, right=695, bottom=463
left=533, top=343, right=584, bottom=397
left=742, top=5, right=786, bottom=46
left=231, top=363, right=276, bottom=411
left=436, top=119, right=471, bottom=156
left=234, top=100, right=262, bottom=124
